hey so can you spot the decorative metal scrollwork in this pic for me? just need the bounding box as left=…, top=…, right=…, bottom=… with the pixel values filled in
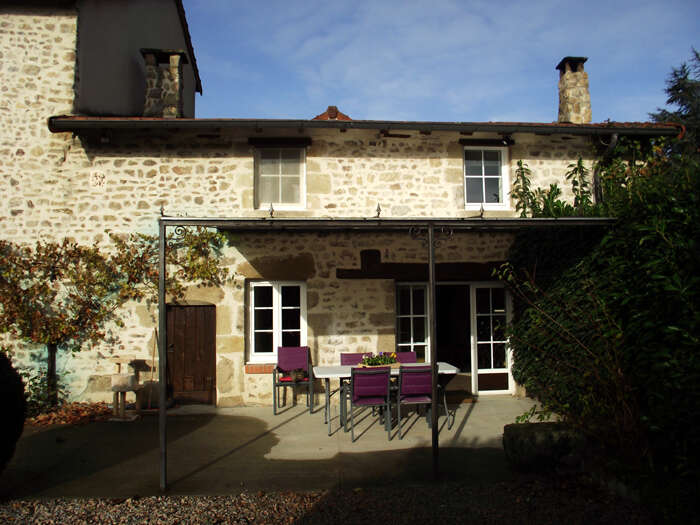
left=409, top=226, right=454, bottom=248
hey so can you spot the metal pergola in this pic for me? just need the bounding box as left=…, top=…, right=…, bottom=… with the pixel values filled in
left=156, top=215, right=615, bottom=490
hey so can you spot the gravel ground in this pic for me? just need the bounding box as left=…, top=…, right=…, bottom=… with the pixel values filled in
left=0, top=476, right=652, bottom=524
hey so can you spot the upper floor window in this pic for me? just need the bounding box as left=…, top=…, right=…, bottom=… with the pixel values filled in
left=464, top=146, right=510, bottom=210
left=254, top=148, right=306, bottom=209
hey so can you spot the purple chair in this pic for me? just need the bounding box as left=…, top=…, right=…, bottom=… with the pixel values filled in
left=349, top=366, right=392, bottom=441
left=273, top=346, right=313, bottom=415
left=396, top=365, right=453, bottom=439
left=339, top=353, right=370, bottom=430
left=340, top=352, right=370, bottom=365
left=396, top=351, right=417, bottom=363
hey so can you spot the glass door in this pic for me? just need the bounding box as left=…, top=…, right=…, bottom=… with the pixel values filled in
left=470, top=285, right=512, bottom=393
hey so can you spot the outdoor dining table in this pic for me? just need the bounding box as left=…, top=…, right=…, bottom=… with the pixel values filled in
left=313, top=362, right=459, bottom=436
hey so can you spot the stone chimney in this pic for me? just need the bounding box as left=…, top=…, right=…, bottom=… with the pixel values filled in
left=140, top=49, right=188, bottom=118
left=556, top=56, right=592, bottom=124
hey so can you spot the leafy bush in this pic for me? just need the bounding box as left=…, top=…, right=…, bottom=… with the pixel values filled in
left=501, top=146, right=700, bottom=513
left=0, top=349, right=26, bottom=473
left=21, top=368, right=68, bottom=418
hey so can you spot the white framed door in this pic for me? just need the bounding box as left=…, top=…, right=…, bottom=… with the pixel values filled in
left=396, top=281, right=513, bottom=394
left=469, top=283, right=513, bottom=395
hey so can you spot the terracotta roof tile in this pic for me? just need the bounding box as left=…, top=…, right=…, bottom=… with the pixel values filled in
left=313, top=106, right=352, bottom=121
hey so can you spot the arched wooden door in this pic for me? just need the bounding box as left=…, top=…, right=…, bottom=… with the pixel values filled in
left=166, top=305, right=216, bottom=404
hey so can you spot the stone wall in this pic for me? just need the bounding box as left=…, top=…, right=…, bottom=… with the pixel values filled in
left=217, top=231, right=513, bottom=406
left=2, top=128, right=595, bottom=246
left=0, top=7, right=77, bottom=241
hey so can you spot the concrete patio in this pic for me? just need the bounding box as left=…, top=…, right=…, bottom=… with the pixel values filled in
left=0, top=396, right=535, bottom=499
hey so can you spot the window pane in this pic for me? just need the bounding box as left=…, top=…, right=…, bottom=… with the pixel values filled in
left=493, top=343, right=506, bottom=369
left=413, top=345, right=427, bottom=362
left=475, top=288, right=490, bottom=314
left=282, top=308, right=300, bottom=330
left=483, top=150, right=500, bottom=175
left=280, top=177, right=300, bottom=203
left=398, top=287, right=411, bottom=315
left=477, top=343, right=492, bottom=369
left=484, top=177, right=501, bottom=203
left=282, top=331, right=300, bottom=347
left=254, top=309, right=273, bottom=330
left=413, top=316, right=426, bottom=343
left=477, top=316, right=491, bottom=341
left=465, top=150, right=482, bottom=175
left=412, top=287, right=425, bottom=315
left=258, top=176, right=279, bottom=203
left=398, top=317, right=412, bottom=344
left=280, top=150, right=301, bottom=175
left=492, top=288, right=505, bottom=312
left=255, top=332, right=273, bottom=353
left=260, top=150, right=279, bottom=175
left=493, top=315, right=507, bottom=341
left=281, top=286, right=300, bottom=307
left=254, top=286, right=273, bottom=307
left=466, top=178, right=483, bottom=203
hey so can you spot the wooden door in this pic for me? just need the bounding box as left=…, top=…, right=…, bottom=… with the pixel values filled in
left=166, top=305, right=216, bottom=404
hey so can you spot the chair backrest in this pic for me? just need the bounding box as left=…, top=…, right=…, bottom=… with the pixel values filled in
left=340, top=352, right=370, bottom=366
left=351, top=367, right=390, bottom=402
left=399, top=365, right=432, bottom=396
left=396, top=351, right=417, bottom=363
left=277, top=346, right=310, bottom=372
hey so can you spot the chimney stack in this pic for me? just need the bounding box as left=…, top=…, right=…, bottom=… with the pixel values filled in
left=556, top=56, right=591, bottom=124
left=141, top=49, right=188, bottom=118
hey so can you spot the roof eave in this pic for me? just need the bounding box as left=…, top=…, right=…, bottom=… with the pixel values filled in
left=47, top=116, right=680, bottom=137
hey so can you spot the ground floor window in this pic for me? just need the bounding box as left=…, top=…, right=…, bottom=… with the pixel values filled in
left=396, top=283, right=429, bottom=361
left=249, top=281, right=307, bottom=363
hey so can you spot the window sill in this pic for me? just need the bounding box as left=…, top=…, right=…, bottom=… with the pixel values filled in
left=465, top=204, right=511, bottom=211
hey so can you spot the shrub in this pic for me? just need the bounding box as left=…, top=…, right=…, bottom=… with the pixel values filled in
left=0, top=349, right=26, bottom=473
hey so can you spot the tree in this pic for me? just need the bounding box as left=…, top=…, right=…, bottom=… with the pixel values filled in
left=0, top=227, right=228, bottom=407
left=650, top=48, right=700, bottom=155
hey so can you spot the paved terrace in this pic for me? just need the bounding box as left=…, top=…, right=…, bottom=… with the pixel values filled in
left=0, top=396, right=535, bottom=499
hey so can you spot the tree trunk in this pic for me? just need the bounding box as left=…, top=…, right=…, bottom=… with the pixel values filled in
left=46, top=343, right=58, bottom=407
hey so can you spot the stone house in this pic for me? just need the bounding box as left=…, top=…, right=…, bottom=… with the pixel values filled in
left=1, top=1, right=678, bottom=406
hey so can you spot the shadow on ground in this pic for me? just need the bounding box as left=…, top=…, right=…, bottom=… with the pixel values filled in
left=0, top=409, right=510, bottom=499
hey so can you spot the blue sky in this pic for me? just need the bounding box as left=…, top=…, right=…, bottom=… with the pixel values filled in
left=183, top=0, right=698, bottom=123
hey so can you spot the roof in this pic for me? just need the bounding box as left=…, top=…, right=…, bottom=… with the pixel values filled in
left=48, top=115, right=681, bottom=138
left=174, top=0, right=202, bottom=94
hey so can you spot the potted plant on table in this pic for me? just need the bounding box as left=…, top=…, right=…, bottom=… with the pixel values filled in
left=360, top=352, right=399, bottom=368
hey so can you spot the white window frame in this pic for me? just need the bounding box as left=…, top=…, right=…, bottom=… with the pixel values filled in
left=248, top=281, right=307, bottom=364
left=469, top=282, right=513, bottom=395
left=463, top=146, right=510, bottom=211
left=254, top=147, right=307, bottom=210
left=395, top=282, right=431, bottom=362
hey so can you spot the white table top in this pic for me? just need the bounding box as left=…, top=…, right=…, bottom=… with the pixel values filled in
left=313, top=361, right=458, bottom=379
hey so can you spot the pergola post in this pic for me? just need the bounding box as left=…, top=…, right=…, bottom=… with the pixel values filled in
left=158, top=219, right=168, bottom=491
left=428, top=224, right=439, bottom=480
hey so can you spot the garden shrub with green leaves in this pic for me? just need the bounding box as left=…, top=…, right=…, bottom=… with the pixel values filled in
left=501, top=142, right=700, bottom=514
